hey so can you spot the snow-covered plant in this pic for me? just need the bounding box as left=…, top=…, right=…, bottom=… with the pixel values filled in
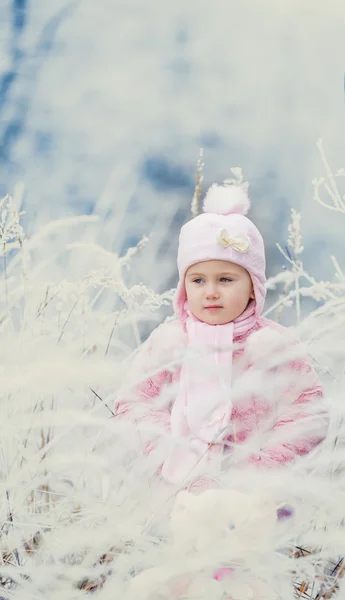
left=190, top=148, right=204, bottom=218
left=0, top=197, right=174, bottom=598
left=266, top=140, right=345, bottom=336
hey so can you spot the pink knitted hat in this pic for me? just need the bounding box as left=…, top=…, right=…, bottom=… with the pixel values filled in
left=173, top=183, right=267, bottom=320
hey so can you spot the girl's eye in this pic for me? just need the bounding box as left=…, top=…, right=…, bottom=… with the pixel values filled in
left=193, top=278, right=204, bottom=284
left=220, top=277, right=233, bottom=283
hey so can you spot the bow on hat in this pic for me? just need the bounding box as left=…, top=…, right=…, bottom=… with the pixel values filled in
left=216, top=229, right=250, bottom=253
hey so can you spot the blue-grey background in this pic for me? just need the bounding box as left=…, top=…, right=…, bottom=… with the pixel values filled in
left=1, top=0, right=344, bottom=317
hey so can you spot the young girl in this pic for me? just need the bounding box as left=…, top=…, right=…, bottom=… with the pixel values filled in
left=114, top=182, right=327, bottom=486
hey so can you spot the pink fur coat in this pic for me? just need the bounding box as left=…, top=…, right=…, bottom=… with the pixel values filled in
left=113, top=316, right=327, bottom=473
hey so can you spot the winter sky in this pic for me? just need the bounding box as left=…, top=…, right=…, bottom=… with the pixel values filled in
left=0, top=0, right=344, bottom=298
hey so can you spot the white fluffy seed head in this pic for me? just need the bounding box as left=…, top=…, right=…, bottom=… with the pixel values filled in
left=203, top=183, right=251, bottom=216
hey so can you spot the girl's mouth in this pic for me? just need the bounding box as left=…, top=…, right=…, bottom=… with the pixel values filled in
left=204, top=306, right=223, bottom=312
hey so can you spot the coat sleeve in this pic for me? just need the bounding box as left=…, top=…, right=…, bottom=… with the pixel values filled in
left=249, top=339, right=328, bottom=468
left=112, top=325, right=174, bottom=450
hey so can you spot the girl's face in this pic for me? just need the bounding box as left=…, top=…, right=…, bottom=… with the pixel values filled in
left=185, top=260, right=255, bottom=325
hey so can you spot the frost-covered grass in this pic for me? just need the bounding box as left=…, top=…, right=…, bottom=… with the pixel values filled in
left=0, top=144, right=345, bottom=599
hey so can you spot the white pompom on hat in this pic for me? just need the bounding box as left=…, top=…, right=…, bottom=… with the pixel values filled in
left=203, top=183, right=251, bottom=216
left=173, top=182, right=267, bottom=321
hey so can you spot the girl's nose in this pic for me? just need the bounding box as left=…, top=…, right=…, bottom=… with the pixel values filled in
left=205, top=284, right=220, bottom=299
